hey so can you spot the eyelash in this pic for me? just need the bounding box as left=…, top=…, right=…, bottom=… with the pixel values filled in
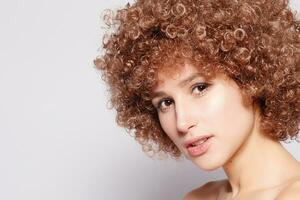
left=156, top=83, right=210, bottom=112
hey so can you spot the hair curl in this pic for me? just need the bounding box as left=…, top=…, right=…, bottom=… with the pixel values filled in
left=94, top=0, right=300, bottom=159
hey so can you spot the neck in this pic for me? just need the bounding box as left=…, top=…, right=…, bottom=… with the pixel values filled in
left=222, top=119, right=300, bottom=197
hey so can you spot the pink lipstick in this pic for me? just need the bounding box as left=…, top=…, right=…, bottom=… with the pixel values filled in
left=185, top=135, right=213, bottom=157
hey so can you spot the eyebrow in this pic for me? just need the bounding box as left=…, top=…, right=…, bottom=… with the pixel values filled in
left=151, top=72, right=203, bottom=100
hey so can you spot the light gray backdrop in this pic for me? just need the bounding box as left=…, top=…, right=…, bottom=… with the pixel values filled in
left=0, top=0, right=299, bottom=200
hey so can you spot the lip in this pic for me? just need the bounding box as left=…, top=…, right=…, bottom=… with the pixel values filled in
left=184, top=135, right=214, bottom=148
left=186, top=137, right=213, bottom=157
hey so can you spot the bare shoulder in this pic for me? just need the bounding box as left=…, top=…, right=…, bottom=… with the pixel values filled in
left=276, top=177, right=300, bottom=200
left=182, top=179, right=226, bottom=200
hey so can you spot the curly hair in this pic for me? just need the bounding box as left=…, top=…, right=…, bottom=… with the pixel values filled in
left=94, top=0, right=300, bottom=159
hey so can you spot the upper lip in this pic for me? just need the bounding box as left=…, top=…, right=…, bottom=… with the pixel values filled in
left=184, top=135, right=213, bottom=148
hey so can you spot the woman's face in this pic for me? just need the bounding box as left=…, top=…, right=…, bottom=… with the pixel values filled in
left=151, top=61, right=257, bottom=170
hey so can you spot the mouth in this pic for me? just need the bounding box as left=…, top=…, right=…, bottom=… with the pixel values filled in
left=185, top=135, right=213, bottom=157
left=184, top=135, right=213, bottom=148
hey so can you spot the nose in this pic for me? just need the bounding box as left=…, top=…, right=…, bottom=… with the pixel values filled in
left=175, top=99, right=196, bottom=135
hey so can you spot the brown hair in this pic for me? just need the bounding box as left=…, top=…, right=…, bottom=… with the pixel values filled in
left=94, top=0, right=300, bottom=159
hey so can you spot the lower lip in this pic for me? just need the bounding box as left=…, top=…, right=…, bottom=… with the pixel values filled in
left=186, top=137, right=212, bottom=157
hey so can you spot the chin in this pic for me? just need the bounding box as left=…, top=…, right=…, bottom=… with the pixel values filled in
left=192, top=158, right=224, bottom=171
left=198, top=163, right=222, bottom=171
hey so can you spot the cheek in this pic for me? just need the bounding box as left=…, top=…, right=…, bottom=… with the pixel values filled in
left=191, top=85, right=255, bottom=169
left=158, top=111, right=187, bottom=152
left=158, top=112, right=177, bottom=140
left=204, top=86, right=255, bottom=154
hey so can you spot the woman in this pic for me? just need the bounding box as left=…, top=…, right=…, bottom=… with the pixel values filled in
left=94, top=0, right=300, bottom=199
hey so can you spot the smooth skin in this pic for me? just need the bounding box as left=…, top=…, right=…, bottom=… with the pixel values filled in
left=151, top=60, right=300, bottom=199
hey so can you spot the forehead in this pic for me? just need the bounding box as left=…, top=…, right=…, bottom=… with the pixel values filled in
left=157, top=63, right=196, bottom=85
left=154, top=59, right=214, bottom=88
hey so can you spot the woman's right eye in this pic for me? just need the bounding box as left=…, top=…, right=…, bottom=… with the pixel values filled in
left=156, top=98, right=173, bottom=112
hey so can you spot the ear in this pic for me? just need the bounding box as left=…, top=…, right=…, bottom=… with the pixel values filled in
left=252, top=99, right=262, bottom=116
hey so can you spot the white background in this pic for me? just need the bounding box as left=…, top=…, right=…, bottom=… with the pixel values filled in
left=0, top=0, right=299, bottom=199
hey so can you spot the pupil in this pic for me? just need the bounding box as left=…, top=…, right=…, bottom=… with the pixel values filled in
left=165, top=100, right=171, bottom=106
left=198, top=85, right=205, bottom=90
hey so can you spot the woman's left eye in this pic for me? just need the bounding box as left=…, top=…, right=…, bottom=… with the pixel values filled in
left=191, top=83, right=209, bottom=95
